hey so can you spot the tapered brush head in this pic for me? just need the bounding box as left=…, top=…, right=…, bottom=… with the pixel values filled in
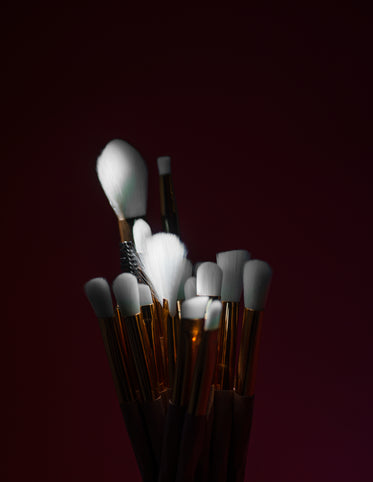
left=217, top=249, right=251, bottom=302
left=157, top=156, right=171, bottom=175
left=177, top=259, right=193, bottom=300
left=184, top=276, right=197, bottom=299
left=84, top=277, right=114, bottom=318
left=141, top=233, right=188, bottom=316
left=138, top=283, right=153, bottom=306
left=133, top=219, right=152, bottom=254
left=205, top=300, right=223, bottom=331
left=112, top=273, right=140, bottom=317
left=243, top=260, right=272, bottom=310
left=96, top=139, right=148, bottom=220
left=181, top=296, right=210, bottom=319
left=196, top=262, right=223, bottom=297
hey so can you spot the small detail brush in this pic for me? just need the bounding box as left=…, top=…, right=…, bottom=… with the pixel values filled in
left=96, top=139, right=148, bottom=274
left=215, top=250, right=251, bottom=389
left=157, top=155, right=180, bottom=235
left=196, top=262, right=223, bottom=299
left=236, top=260, right=272, bottom=396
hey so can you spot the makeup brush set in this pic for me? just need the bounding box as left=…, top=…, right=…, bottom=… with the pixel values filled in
left=84, top=139, right=272, bottom=482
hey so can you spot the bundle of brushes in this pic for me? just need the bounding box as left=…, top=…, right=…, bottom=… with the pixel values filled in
left=85, top=139, right=272, bottom=482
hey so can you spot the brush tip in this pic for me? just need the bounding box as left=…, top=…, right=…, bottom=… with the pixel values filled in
left=243, top=260, right=272, bottom=310
left=196, top=262, right=223, bottom=297
left=177, top=259, right=193, bottom=300
left=84, top=277, right=114, bottom=318
left=157, top=156, right=171, bottom=175
left=184, top=276, right=197, bottom=299
left=181, top=296, right=210, bottom=319
left=112, top=273, right=140, bottom=317
left=138, top=283, right=153, bottom=306
left=217, top=249, right=251, bottom=302
left=133, top=219, right=152, bottom=254
left=205, top=300, right=223, bottom=331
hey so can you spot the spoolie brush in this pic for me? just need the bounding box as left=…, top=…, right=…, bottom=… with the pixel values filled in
left=157, top=155, right=180, bottom=235
left=96, top=139, right=148, bottom=274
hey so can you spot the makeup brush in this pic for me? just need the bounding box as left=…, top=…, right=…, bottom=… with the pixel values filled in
left=184, top=276, right=197, bottom=299
left=196, top=262, right=223, bottom=299
left=96, top=139, right=148, bottom=273
left=236, top=260, right=272, bottom=396
left=133, top=218, right=152, bottom=257
left=84, top=277, right=135, bottom=403
left=176, top=259, right=193, bottom=317
left=113, top=273, right=154, bottom=401
left=215, top=250, right=251, bottom=390
left=157, top=155, right=180, bottom=235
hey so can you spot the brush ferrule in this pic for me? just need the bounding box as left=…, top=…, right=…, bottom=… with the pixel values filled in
left=172, top=318, right=204, bottom=407
left=215, top=301, right=239, bottom=390
left=159, top=173, right=180, bottom=235
left=188, top=329, right=218, bottom=416
left=236, top=308, right=263, bottom=396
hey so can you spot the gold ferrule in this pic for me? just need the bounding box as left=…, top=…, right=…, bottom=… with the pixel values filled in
left=236, top=308, right=263, bottom=396
left=176, top=299, right=182, bottom=319
left=215, top=301, right=239, bottom=390
left=98, top=317, right=135, bottom=403
left=118, top=218, right=133, bottom=242
left=115, top=307, right=139, bottom=396
left=172, top=318, right=204, bottom=407
left=163, top=300, right=178, bottom=389
left=122, top=313, right=154, bottom=401
left=188, top=329, right=218, bottom=416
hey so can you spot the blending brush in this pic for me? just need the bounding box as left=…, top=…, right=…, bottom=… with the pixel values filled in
left=157, top=155, right=180, bottom=235
left=184, top=276, right=197, bottom=299
left=141, top=232, right=188, bottom=388
left=113, top=273, right=155, bottom=402
left=215, top=250, right=251, bottom=390
left=96, top=139, right=148, bottom=274
left=196, top=262, right=223, bottom=299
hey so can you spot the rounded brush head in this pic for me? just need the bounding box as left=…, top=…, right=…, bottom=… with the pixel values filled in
left=141, top=233, right=188, bottom=316
left=184, top=276, right=197, bottom=299
left=205, top=300, right=223, bottom=331
left=193, top=262, right=203, bottom=276
left=112, top=273, right=140, bottom=317
left=138, top=283, right=153, bottom=307
left=196, top=262, right=223, bottom=297
left=217, top=249, right=251, bottom=302
left=177, top=259, right=193, bottom=300
left=96, top=139, right=148, bottom=220
left=243, top=260, right=272, bottom=310
left=84, top=277, right=114, bottom=318
left=133, top=219, right=152, bottom=254
left=157, top=156, right=171, bottom=175
left=181, top=296, right=210, bottom=320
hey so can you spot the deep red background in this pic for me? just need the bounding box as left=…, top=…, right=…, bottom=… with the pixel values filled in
left=2, top=6, right=372, bottom=482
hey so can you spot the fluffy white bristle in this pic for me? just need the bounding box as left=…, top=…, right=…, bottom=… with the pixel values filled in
left=157, top=156, right=171, bottom=175
left=84, top=277, right=114, bottom=318
left=133, top=219, right=152, bottom=254
left=217, top=250, right=251, bottom=302
left=112, top=273, right=140, bottom=317
left=96, top=139, right=148, bottom=219
left=138, top=284, right=153, bottom=306
left=181, top=296, right=210, bottom=319
left=243, top=260, right=272, bottom=310
left=141, top=233, right=187, bottom=317
left=177, top=259, right=193, bottom=300
left=205, top=300, right=223, bottom=331
left=196, top=262, right=223, bottom=297
left=184, top=276, right=197, bottom=299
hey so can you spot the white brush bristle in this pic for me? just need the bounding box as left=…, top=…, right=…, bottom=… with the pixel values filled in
left=138, top=283, right=153, bottom=306
left=112, top=273, right=140, bottom=317
left=177, top=259, right=193, bottom=300
left=84, top=277, right=114, bottom=318
left=243, top=260, right=272, bottom=310
left=196, top=262, right=223, bottom=297
left=141, top=233, right=187, bottom=317
left=181, top=296, right=210, bottom=319
left=96, top=139, right=148, bottom=219
left=217, top=249, right=251, bottom=302
left=157, top=156, right=171, bottom=175
left=193, top=262, right=203, bottom=276
left=205, top=300, right=223, bottom=331
left=133, top=219, right=152, bottom=254
left=184, top=276, right=197, bottom=299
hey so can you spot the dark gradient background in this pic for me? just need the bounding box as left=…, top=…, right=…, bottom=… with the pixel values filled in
left=2, top=6, right=372, bottom=482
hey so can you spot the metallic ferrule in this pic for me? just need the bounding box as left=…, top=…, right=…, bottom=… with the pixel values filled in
left=215, top=301, right=239, bottom=390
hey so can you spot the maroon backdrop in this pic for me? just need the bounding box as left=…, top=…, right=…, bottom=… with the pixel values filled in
left=3, top=7, right=372, bottom=482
